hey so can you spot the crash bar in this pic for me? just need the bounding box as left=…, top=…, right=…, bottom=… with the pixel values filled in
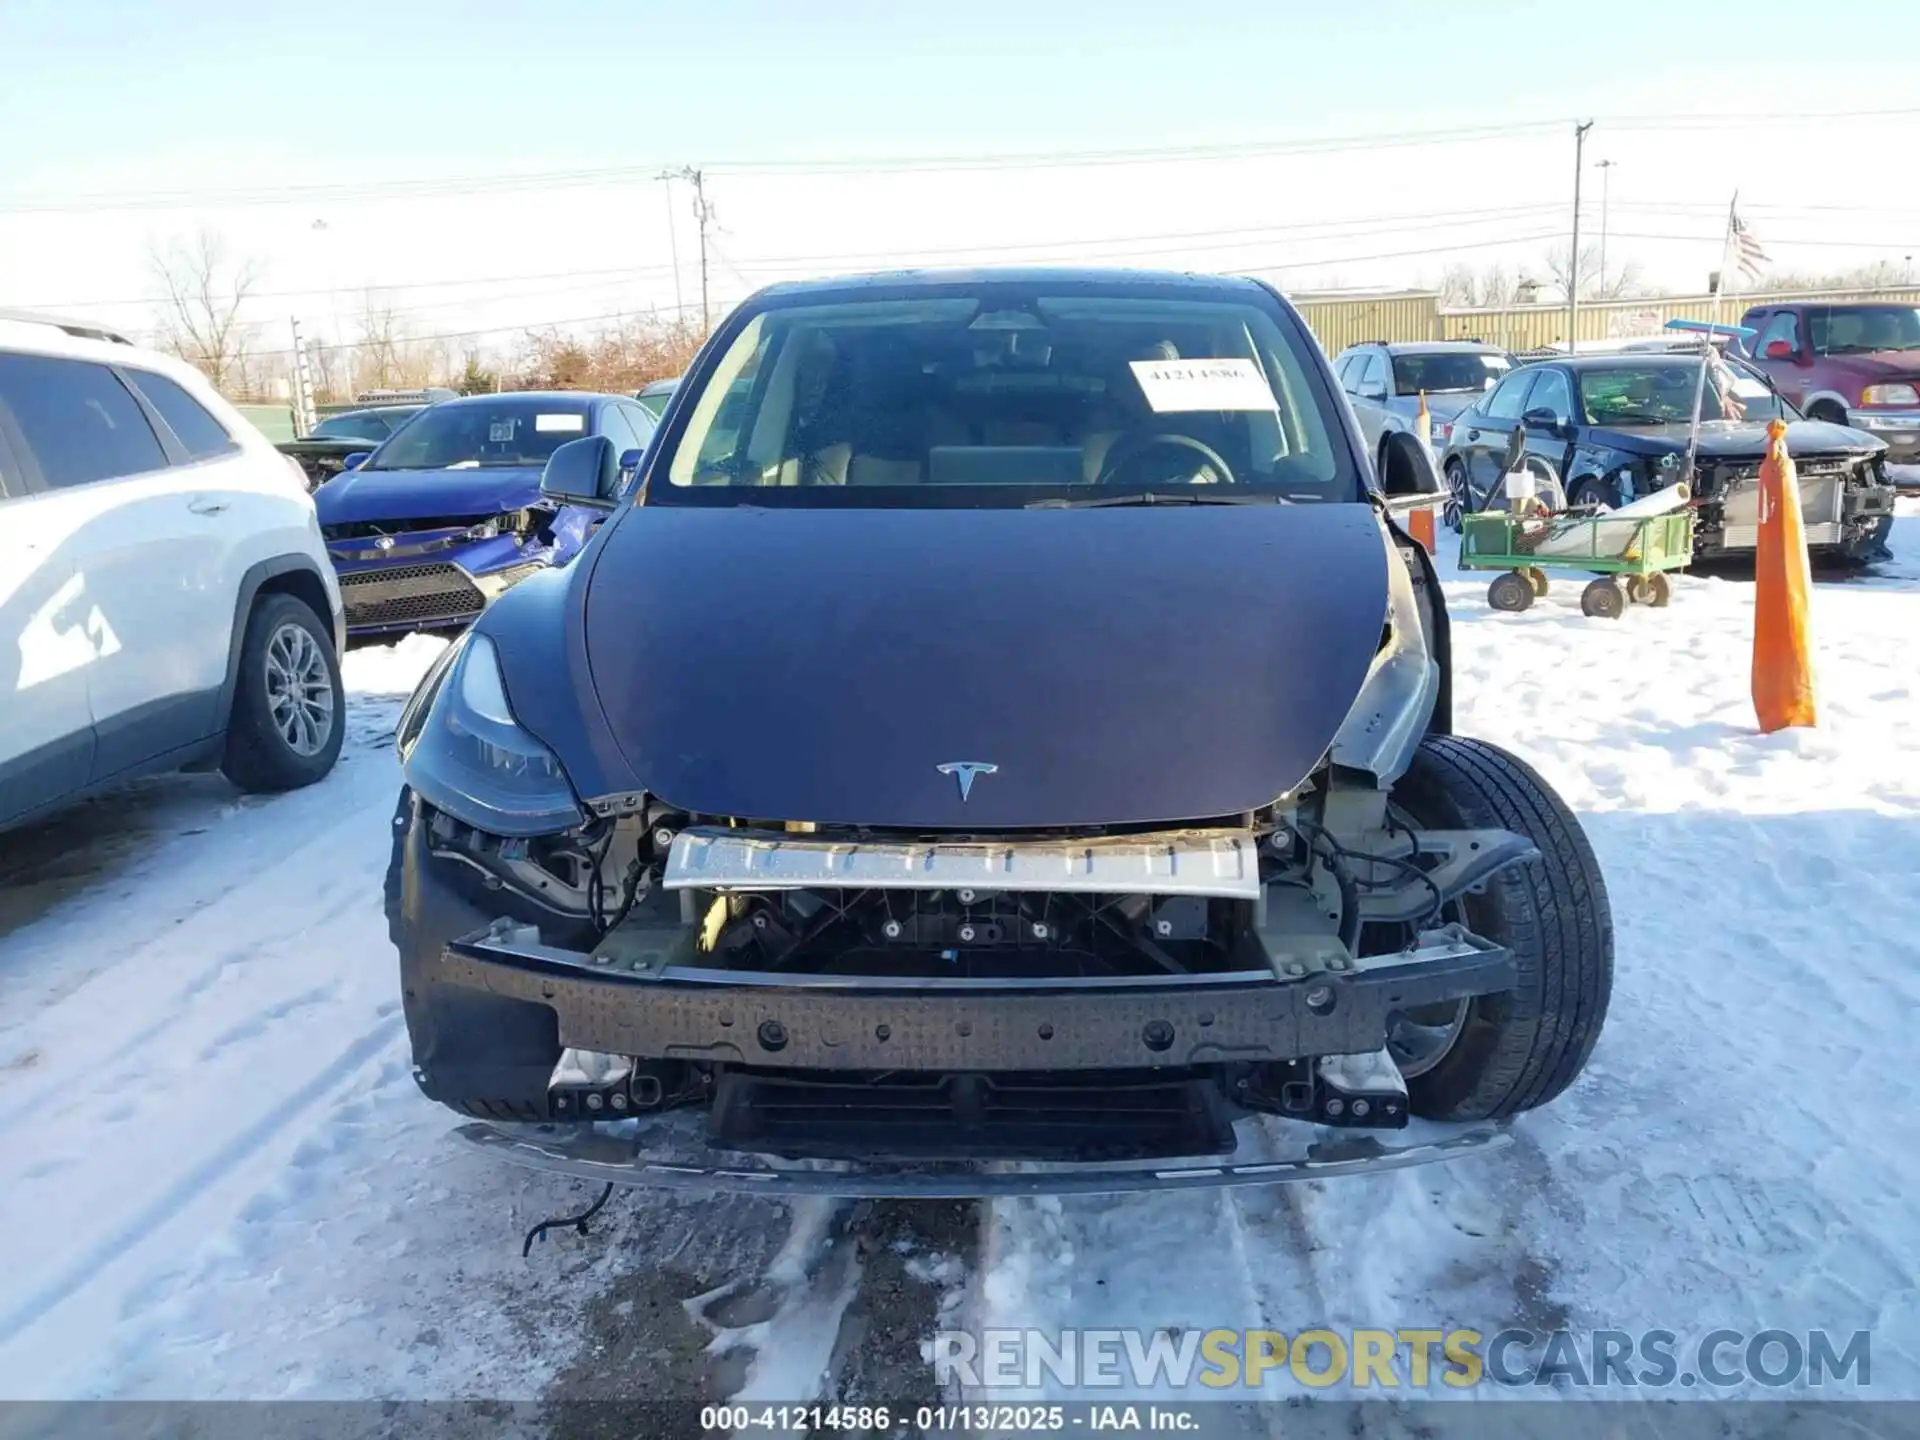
left=662, top=825, right=1261, bottom=899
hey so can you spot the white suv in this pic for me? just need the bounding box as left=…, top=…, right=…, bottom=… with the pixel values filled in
left=0, top=311, right=347, bottom=830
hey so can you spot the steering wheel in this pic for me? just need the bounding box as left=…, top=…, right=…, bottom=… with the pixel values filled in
left=1093, top=430, right=1237, bottom=487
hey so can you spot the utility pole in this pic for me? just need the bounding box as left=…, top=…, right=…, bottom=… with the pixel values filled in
left=289, top=317, right=317, bottom=436
left=1595, top=158, right=1616, bottom=297
left=663, top=166, right=715, bottom=330
left=1568, top=121, right=1593, bottom=352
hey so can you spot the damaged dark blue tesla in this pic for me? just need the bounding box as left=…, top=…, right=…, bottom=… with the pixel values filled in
left=385, top=269, right=1614, bottom=1196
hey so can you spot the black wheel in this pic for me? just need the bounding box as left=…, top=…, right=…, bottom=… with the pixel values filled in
left=1524, top=567, right=1549, bottom=597
left=1569, top=477, right=1613, bottom=512
left=1808, top=401, right=1847, bottom=426
left=1487, top=571, right=1534, bottom=612
left=1580, top=577, right=1625, bottom=619
left=1644, top=572, right=1671, bottom=607
left=1443, top=460, right=1469, bottom=531
left=1387, top=737, right=1613, bottom=1121
left=1623, top=575, right=1649, bottom=605
left=220, top=593, right=345, bottom=793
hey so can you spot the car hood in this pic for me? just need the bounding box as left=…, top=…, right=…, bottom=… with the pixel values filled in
left=577, top=502, right=1391, bottom=829
left=1391, top=392, right=1484, bottom=424
left=1582, top=419, right=1885, bottom=458
left=1824, top=349, right=1920, bottom=377
left=312, top=465, right=544, bottom=523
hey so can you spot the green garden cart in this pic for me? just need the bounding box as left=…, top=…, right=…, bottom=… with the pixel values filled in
left=1458, top=509, right=1694, bottom=619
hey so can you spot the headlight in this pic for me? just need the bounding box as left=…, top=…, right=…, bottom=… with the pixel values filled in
left=1861, top=383, right=1920, bottom=407
left=400, top=632, right=584, bottom=836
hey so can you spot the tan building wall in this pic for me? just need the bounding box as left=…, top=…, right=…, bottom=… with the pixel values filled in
left=1291, top=286, right=1920, bottom=357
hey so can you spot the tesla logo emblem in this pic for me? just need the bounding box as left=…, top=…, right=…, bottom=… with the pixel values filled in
left=936, top=762, right=998, bottom=802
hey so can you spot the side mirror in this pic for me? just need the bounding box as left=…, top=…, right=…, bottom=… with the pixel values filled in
left=1377, top=430, right=1442, bottom=510
left=1357, top=385, right=1387, bottom=403
left=1763, top=339, right=1794, bottom=360
left=539, top=434, right=621, bottom=510
left=1521, top=407, right=1564, bottom=437
left=342, top=451, right=371, bottom=471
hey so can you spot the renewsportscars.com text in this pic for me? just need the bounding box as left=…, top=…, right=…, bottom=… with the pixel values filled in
left=930, top=1327, right=1872, bottom=1391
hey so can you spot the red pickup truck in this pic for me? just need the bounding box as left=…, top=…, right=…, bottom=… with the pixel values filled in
left=1737, top=301, right=1920, bottom=469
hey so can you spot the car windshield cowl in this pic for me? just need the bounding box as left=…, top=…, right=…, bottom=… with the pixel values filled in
left=644, top=284, right=1362, bottom=508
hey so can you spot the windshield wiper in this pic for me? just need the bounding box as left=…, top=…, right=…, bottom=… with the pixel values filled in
left=1026, top=490, right=1292, bottom=509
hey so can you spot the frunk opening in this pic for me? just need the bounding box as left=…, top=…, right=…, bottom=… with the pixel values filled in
left=708, top=1065, right=1238, bottom=1162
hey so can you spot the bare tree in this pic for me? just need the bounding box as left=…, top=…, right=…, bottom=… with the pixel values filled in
left=511, top=313, right=705, bottom=393
left=1439, top=262, right=1533, bottom=308
left=1543, top=243, right=1650, bottom=302
left=149, top=230, right=259, bottom=390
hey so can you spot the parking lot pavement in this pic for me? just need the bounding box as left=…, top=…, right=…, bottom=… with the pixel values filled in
left=2, top=512, right=1917, bottom=1415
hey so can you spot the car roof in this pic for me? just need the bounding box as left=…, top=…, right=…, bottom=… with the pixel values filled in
left=749, top=266, right=1271, bottom=304
left=639, top=378, right=678, bottom=395
left=329, top=404, right=423, bottom=419
left=430, top=390, right=623, bottom=407
left=1385, top=340, right=1508, bottom=354
left=0, top=310, right=250, bottom=404
left=1550, top=353, right=1711, bottom=372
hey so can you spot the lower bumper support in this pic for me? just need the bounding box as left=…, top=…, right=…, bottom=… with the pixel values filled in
left=453, top=1111, right=1512, bottom=1198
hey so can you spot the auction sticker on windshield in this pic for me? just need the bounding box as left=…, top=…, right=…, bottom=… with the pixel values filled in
left=1130, top=358, right=1278, bottom=413
left=535, top=413, right=586, bottom=432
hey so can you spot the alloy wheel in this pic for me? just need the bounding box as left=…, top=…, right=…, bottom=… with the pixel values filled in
left=263, top=622, right=336, bottom=757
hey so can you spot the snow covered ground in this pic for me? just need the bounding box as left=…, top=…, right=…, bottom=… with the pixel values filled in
left=1, top=507, right=1915, bottom=1425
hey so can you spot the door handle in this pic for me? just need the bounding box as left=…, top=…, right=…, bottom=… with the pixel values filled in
left=188, top=496, right=229, bottom=516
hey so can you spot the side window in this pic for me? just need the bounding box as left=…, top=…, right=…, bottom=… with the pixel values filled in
left=1483, top=370, right=1535, bottom=422
left=620, top=402, right=657, bottom=443
left=599, top=403, right=639, bottom=455
left=0, top=353, right=168, bottom=488
left=125, top=369, right=239, bottom=461
left=1756, top=311, right=1801, bottom=355
left=1526, top=368, right=1572, bottom=422
left=1333, top=354, right=1361, bottom=390
left=1356, top=353, right=1387, bottom=397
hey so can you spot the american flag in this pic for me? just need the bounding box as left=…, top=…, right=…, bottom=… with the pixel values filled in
left=1731, top=211, right=1771, bottom=283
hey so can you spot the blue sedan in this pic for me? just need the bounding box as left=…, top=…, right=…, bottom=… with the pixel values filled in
left=313, top=391, right=655, bottom=638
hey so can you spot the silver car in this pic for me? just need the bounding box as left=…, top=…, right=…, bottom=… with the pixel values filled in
left=1332, top=341, right=1516, bottom=475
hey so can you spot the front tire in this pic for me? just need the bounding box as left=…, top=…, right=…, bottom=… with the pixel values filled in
left=1443, top=460, right=1469, bottom=531
left=220, top=593, right=345, bottom=793
left=1389, top=737, right=1613, bottom=1122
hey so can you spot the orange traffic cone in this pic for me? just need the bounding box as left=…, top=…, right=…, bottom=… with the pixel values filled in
left=1408, top=391, right=1436, bottom=553
left=1752, top=418, right=1817, bottom=732
left=1408, top=504, right=1436, bottom=554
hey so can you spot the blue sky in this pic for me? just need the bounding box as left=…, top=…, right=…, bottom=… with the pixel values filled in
left=3, top=0, right=1915, bottom=348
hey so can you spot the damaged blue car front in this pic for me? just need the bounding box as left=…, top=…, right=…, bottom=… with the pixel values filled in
left=315, top=391, right=654, bottom=638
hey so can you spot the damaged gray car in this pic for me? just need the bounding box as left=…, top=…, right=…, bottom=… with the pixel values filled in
left=386, top=268, right=1613, bottom=1196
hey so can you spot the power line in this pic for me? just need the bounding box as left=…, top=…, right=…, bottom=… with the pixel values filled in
left=23, top=105, right=1920, bottom=216
left=1608, top=230, right=1920, bottom=251
left=34, top=203, right=1571, bottom=312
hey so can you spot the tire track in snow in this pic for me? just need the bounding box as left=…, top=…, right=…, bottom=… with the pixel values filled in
left=0, top=779, right=394, bottom=1140
left=0, top=1016, right=400, bottom=1368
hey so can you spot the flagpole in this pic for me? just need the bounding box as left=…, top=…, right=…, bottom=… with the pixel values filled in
left=1685, top=192, right=1738, bottom=485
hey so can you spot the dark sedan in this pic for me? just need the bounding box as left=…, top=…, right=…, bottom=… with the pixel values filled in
left=1439, top=353, right=1896, bottom=561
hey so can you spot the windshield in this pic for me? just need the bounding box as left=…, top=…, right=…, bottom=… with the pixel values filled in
left=635, top=384, right=676, bottom=420
left=1810, top=305, right=1920, bottom=355
left=1391, top=351, right=1511, bottom=394
left=1578, top=358, right=1797, bottom=426
left=365, top=399, right=591, bottom=470
left=656, top=290, right=1352, bottom=503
